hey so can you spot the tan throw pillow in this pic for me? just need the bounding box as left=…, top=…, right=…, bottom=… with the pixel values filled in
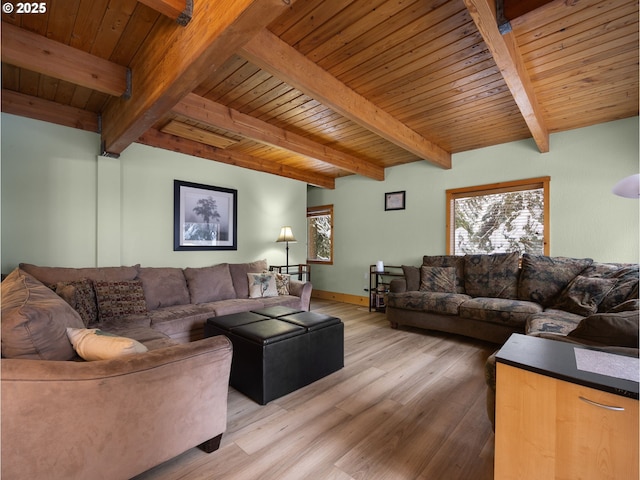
left=247, top=272, right=278, bottom=298
left=93, top=280, right=148, bottom=322
left=66, top=327, right=148, bottom=361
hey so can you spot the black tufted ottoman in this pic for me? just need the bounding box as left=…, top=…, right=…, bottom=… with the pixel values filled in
left=204, top=308, right=344, bottom=404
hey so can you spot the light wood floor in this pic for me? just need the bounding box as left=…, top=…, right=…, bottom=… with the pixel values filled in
left=133, top=300, right=497, bottom=480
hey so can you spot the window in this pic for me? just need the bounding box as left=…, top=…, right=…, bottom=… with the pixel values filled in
left=307, top=204, right=333, bottom=264
left=446, top=177, right=549, bottom=256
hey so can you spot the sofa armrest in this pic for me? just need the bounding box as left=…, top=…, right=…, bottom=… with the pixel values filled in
left=289, top=279, right=312, bottom=310
left=1, top=335, right=233, bottom=480
left=389, top=278, right=408, bottom=293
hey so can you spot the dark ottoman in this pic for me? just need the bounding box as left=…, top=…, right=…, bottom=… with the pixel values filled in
left=279, top=311, right=344, bottom=382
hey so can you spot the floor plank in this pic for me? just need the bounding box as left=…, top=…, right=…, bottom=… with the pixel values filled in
left=133, top=300, right=496, bottom=480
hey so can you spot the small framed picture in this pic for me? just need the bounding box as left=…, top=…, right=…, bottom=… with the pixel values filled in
left=385, top=191, right=406, bottom=211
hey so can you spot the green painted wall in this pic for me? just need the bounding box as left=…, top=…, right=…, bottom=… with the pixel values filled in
left=308, top=117, right=640, bottom=298
left=1, top=114, right=308, bottom=273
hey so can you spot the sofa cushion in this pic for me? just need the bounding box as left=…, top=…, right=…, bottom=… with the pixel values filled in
left=386, top=291, right=471, bottom=315
left=517, top=254, right=593, bottom=307
left=248, top=272, right=278, bottom=298
left=553, top=275, right=617, bottom=316
left=422, top=255, right=465, bottom=293
left=567, top=310, right=639, bottom=348
left=419, top=266, right=456, bottom=293
left=597, top=265, right=639, bottom=312
left=184, top=264, right=236, bottom=304
left=19, top=263, right=139, bottom=285
left=50, top=278, right=99, bottom=327
left=459, top=297, right=542, bottom=328
left=464, top=252, right=520, bottom=299
left=147, top=304, right=215, bottom=339
left=1, top=268, right=84, bottom=360
left=525, top=309, right=585, bottom=336
left=93, top=280, right=148, bottom=322
left=402, top=265, right=421, bottom=291
left=137, top=267, right=190, bottom=310
left=228, top=259, right=268, bottom=298
left=66, top=327, right=148, bottom=361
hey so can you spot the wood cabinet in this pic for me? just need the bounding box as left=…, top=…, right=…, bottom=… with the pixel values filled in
left=495, top=334, right=639, bottom=480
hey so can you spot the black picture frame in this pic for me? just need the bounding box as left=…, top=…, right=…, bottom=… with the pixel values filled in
left=174, top=180, right=237, bottom=251
left=385, top=191, right=406, bottom=211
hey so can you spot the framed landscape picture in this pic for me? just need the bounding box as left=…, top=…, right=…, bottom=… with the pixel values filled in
left=174, top=180, right=237, bottom=250
left=385, top=191, right=406, bottom=211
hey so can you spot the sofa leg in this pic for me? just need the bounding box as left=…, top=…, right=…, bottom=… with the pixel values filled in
left=198, top=433, right=223, bottom=453
left=389, top=321, right=398, bottom=329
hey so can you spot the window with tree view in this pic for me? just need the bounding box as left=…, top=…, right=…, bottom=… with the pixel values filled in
left=446, top=177, right=549, bottom=256
left=307, top=205, right=333, bottom=264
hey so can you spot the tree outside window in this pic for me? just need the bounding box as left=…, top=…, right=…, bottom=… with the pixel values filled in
left=446, top=177, right=550, bottom=256
left=307, top=205, right=333, bottom=264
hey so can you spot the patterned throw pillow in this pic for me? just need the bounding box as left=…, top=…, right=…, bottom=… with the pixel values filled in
left=553, top=275, right=617, bottom=316
left=93, top=280, right=148, bottom=322
left=517, top=254, right=593, bottom=307
left=419, top=266, right=456, bottom=293
left=247, top=272, right=278, bottom=298
left=422, top=255, right=466, bottom=293
left=264, top=270, right=290, bottom=295
left=50, top=278, right=98, bottom=327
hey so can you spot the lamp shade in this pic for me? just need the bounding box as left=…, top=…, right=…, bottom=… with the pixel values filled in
left=276, top=226, right=297, bottom=243
left=612, top=174, right=640, bottom=199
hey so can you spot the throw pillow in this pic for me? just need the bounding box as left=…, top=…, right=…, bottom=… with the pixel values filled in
left=1, top=268, right=85, bottom=360
left=93, top=280, right=148, bottom=322
left=517, top=254, right=593, bottom=307
left=50, top=278, right=98, bottom=327
left=567, top=310, right=639, bottom=348
left=464, top=252, right=520, bottom=299
left=247, top=272, right=278, bottom=298
left=66, top=327, right=148, bottom=361
left=553, top=275, right=617, bottom=316
left=419, top=266, right=456, bottom=293
left=402, top=265, right=421, bottom=291
left=136, top=267, right=190, bottom=310
left=264, top=270, right=291, bottom=295
left=422, top=255, right=466, bottom=293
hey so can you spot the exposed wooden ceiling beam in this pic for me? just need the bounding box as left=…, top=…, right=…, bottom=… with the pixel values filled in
left=138, top=0, right=192, bottom=25
left=101, top=0, right=298, bottom=157
left=239, top=28, right=451, bottom=169
left=464, top=0, right=549, bottom=152
left=172, top=93, right=385, bottom=180
left=137, top=128, right=335, bottom=189
left=1, top=23, right=129, bottom=97
left=1, top=90, right=99, bottom=133
left=161, top=119, right=238, bottom=148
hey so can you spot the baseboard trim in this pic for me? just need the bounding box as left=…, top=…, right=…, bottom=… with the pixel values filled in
left=312, top=290, right=369, bottom=307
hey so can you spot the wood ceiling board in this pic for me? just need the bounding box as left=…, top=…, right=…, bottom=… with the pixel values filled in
left=161, top=120, right=239, bottom=148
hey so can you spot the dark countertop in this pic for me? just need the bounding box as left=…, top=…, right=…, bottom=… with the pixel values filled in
left=496, top=334, right=639, bottom=400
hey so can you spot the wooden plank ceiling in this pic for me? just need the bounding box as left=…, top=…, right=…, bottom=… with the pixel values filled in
left=2, top=0, right=638, bottom=189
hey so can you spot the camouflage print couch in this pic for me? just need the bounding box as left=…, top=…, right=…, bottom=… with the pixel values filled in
left=386, top=253, right=639, bottom=347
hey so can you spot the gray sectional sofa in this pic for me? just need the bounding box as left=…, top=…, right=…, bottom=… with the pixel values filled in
left=1, top=259, right=312, bottom=479
left=387, top=253, right=639, bottom=347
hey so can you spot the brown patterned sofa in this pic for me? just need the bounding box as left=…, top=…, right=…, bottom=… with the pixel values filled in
left=385, top=253, right=639, bottom=429
left=387, top=253, right=638, bottom=345
left=1, top=260, right=312, bottom=479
